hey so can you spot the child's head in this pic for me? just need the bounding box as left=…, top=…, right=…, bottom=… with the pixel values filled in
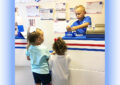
left=53, top=37, right=67, bottom=55
left=36, top=28, right=42, bottom=34
left=36, top=28, right=44, bottom=44
left=27, top=29, right=44, bottom=45
left=74, top=5, right=86, bottom=20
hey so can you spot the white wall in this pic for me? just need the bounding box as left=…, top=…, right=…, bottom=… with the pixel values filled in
left=16, top=0, right=105, bottom=50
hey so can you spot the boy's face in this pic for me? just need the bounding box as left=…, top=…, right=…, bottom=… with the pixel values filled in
left=75, top=8, right=86, bottom=20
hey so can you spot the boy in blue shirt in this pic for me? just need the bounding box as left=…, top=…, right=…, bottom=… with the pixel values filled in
left=66, top=5, right=92, bottom=34
left=26, top=29, right=51, bottom=85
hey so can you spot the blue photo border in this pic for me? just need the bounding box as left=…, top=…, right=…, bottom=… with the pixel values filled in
left=0, top=0, right=15, bottom=85
left=1, top=0, right=120, bottom=85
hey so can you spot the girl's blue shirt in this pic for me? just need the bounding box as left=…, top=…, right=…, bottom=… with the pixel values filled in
left=26, top=44, right=50, bottom=74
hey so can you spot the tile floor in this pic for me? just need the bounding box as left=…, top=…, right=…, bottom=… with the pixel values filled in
left=15, top=66, right=35, bottom=85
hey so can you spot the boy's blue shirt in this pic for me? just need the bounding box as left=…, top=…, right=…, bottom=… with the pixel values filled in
left=71, top=16, right=91, bottom=34
left=26, top=44, right=50, bottom=74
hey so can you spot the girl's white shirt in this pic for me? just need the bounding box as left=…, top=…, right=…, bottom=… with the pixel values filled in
left=49, top=54, right=70, bottom=85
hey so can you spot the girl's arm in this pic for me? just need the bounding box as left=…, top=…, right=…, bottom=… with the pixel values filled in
left=48, top=56, right=53, bottom=70
left=27, top=56, right=30, bottom=60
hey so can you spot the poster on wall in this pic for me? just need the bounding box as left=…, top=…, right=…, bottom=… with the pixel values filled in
left=29, top=19, right=36, bottom=26
left=40, top=0, right=55, bottom=2
left=35, top=0, right=41, bottom=2
left=70, top=8, right=76, bottom=19
left=56, top=3, right=66, bottom=20
left=56, top=3, right=66, bottom=11
left=86, top=1, right=103, bottom=14
left=56, top=11, right=66, bottom=20
left=16, top=0, right=36, bottom=3
left=39, top=9, right=53, bottom=20
left=26, top=5, right=40, bottom=17
left=53, top=21, right=67, bottom=33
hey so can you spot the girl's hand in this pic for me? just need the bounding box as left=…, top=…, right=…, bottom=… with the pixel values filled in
left=51, top=51, right=56, bottom=55
left=27, top=56, right=30, bottom=60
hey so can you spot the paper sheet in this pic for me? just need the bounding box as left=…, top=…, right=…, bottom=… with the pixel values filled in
left=86, top=1, right=103, bottom=14
left=56, top=11, right=66, bottom=20
left=56, top=3, right=66, bottom=11
left=39, top=9, right=53, bottom=20
left=56, top=3, right=66, bottom=20
left=70, top=8, right=76, bottom=19
left=40, top=0, right=55, bottom=2
left=53, top=21, right=68, bottom=33
left=26, top=5, right=40, bottom=17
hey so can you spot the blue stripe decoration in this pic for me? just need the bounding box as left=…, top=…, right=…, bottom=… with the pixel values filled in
left=62, top=36, right=105, bottom=41
left=67, top=48, right=105, bottom=52
left=86, top=34, right=105, bottom=38
left=15, top=47, right=26, bottom=49
left=15, top=47, right=104, bottom=52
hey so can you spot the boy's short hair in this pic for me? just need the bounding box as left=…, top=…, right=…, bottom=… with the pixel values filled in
left=53, top=37, right=67, bottom=55
left=75, top=5, right=85, bottom=11
left=27, top=32, right=40, bottom=45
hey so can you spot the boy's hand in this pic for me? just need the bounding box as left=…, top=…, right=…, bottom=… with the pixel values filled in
left=66, top=26, right=72, bottom=31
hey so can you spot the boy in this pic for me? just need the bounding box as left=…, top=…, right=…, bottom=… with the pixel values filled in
left=26, top=30, right=51, bottom=85
left=66, top=5, right=92, bottom=35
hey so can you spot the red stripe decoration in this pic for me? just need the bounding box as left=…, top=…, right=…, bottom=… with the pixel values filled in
left=15, top=43, right=105, bottom=47
left=66, top=43, right=105, bottom=47
left=15, top=43, right=27, bottom=45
